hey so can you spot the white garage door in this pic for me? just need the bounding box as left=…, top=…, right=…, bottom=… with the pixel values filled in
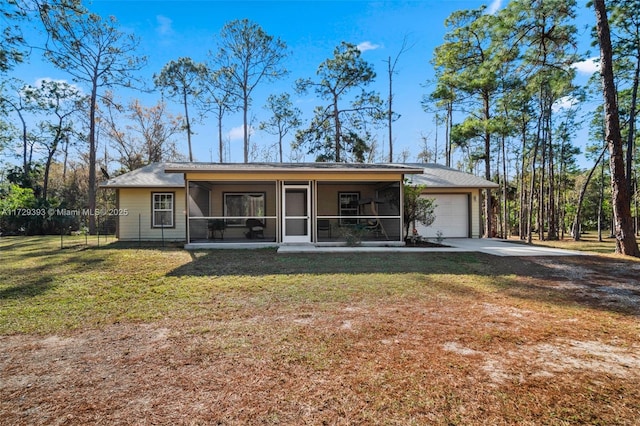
left=415, top=194, right=469, bottom=238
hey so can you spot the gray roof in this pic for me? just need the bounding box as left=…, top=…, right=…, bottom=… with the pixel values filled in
left=164, top=162, right=424, bottom=173
left=100, top=162, right=497, bottom=189
left=405, top=163, right=499, bottom=189
left=100, top=163, right=185, bottom=188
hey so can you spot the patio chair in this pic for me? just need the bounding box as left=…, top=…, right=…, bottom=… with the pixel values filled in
left=245, top=218, right=265, bottom=239
left=364, top=219, right=381, bottom=237
left=208, top=219, right=226, bottom=240
left=317, top=219, right=331, bottom=238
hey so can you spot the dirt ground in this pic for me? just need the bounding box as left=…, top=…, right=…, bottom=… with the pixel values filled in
left=2, top=254, right=640, bottom=425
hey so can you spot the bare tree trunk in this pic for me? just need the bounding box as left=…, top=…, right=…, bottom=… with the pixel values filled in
left=573, top=146, right=606, bottom=241
left=183, top=87, right=193, bottom=162
left=243, top=94, right=249, bottom=163
left=387, top=56, right=393, bottom=163
left=62, top=135, right=69, bottom=181
left=598, top=158, right=605, bottom=242
left=501, top=134, right=508, bottom=238
left=594, top=0, right=640, bottom=256
left=88, top=85, right=98, bottom=234
left=218, top=109, right=224, bottom=163
left=446, top=101, right=452, bottom=168
left=519, top=120, right=528, bottom=240
left=539, top=120, right=546, bottom=241
left=333, top=96, right=341, bottom=162
left=483, top=92, right=492, bottom=238
left=547, top=111, right=558, bottom=240
left=527, top=110, right=544, bottom=244
left=626, top=56, right=639, bottom=195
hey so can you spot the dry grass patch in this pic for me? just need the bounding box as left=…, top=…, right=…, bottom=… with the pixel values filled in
left=508, top=232, right=640, bottom=256
left=1, top=236, right=640, bottom=425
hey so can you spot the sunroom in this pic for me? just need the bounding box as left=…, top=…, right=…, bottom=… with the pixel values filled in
left=163, top=163, right=423, bottom=248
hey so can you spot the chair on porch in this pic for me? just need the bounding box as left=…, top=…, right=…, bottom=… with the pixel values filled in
left=317, top=219, right=332, bottom=238
left=245, top=218, right=265, bottom=239
left=208, top=219, right=226, bottom=240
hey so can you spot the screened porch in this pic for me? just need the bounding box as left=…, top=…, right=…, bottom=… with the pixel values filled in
left=185, top=179, right=403, bottom=246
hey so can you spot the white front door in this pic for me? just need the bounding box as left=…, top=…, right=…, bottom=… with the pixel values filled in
left=282, top=184, right=311, bottom=243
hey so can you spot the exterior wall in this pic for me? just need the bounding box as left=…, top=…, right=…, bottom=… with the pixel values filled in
left=421, top=188, right=483, bottom=238
left=316, top=184, right=381, bottom=216
left=207, top=183, right=278, bottom=217
left=117, top=187, right=186, bottom=241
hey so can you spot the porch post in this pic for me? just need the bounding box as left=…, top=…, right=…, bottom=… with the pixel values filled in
left=185, top=178, right=190, bottom=244
left=276, top=180, right=281, bottom=243
left=313, top=180, right=318, bottom=243
left=399, top=175, right=405, bottom=243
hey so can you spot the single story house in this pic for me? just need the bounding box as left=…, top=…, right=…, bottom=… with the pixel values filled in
left=100, top=162, right=497, bottom=248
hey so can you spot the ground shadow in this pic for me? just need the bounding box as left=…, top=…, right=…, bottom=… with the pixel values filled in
left=0, top=276, right=56, bottom=300
left=167, top=249, right=490, bottom=277
left=167, top=249, right=640, bottom=317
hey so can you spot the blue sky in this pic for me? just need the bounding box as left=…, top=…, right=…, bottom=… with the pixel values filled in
left=13, top=0, right=599, bottom=167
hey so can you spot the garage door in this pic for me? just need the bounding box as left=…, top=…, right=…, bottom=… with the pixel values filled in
left=414, top=194, right=469, bottom=238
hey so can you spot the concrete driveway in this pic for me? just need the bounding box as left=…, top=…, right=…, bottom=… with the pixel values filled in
left=442, top=238, right=585, bottom=257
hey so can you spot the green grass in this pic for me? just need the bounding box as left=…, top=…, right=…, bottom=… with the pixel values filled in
left=0, top=236, right=501, bottom=334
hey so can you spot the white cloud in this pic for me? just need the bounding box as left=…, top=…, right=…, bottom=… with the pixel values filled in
left=156, top=15, right=174, bottom=37
left=552, top=95, right=580, bottom=112
left=572, top=57, right=600, bottom=75
left=486, top=0, right=503, bottom=15
left=357, top=41, right=381, bottom=52
left=26, top=77, right=84, bottom=96
left=228, top=125, right=254, bottom=141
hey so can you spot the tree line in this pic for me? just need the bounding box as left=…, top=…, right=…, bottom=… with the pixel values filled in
left=0, top=0, right=638, bottom=255
left=424, top=0, right=638, bottom=255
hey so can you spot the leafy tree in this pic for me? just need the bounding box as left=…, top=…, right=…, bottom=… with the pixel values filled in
left=0, top=183, right=36, bottom=234
left=295, top=42, right=383, bottom=162
left=22, top=79, right=86, bottom=200
left=402, top=182, right=436, bottom=240
left=198, top=67, right=239, bottom=163
left=0, top=0, right=28, bottom=74
left=432, top=7, right=500, bottom=237
left=210, top=19, right=288, bottom=163
left=259, top=93, right=302, bottom=162
left=593, top=0, right=639, bottom=256
left=2, top=79, right=36, bottom=176
left=154, top=57, right=207, bottom=162
left=39, top=4, right=146, bottom=233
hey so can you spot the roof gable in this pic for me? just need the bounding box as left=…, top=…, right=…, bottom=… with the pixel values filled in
left=100, top=163, right=185, bottom=188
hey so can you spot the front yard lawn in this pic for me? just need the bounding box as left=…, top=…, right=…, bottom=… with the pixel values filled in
left=1, top=236, right=639, bottom=425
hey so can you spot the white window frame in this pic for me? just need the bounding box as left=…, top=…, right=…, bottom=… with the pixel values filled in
left=339, top=192, right=360, bottom=225
left=152, top=192, right=174, bottom=228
